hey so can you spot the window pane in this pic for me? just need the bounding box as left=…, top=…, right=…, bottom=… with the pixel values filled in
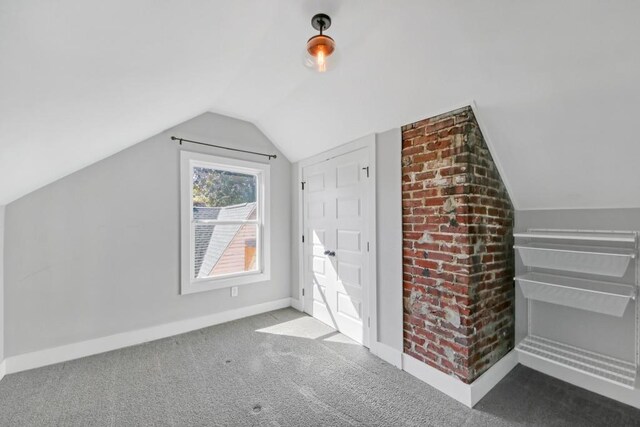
left=194, top=223, right=258, bottom=279
left=192, top=167, right=256, bottom=208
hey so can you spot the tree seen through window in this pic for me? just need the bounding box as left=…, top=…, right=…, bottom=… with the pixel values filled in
left=192, top=167, right=256, bottom=207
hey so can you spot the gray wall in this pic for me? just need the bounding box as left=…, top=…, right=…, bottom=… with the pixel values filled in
left=0, top=205, right=4, bottom=361
left=4, top=112, right=291, bottom=357
left=375, top=129, right=403, bottom=351
left=515, top=208, right=640, bottom=361
left=290, top=129, right=404, bottom=351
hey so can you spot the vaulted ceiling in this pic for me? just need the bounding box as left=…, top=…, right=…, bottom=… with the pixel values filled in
left=1, top=1, right=639, bottom=208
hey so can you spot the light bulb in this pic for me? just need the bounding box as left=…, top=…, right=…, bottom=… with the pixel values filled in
left=317, top=51, right=326, bottom=72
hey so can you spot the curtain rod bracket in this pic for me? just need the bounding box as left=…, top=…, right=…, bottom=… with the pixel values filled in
left=171, top=136, right=277, bottom=160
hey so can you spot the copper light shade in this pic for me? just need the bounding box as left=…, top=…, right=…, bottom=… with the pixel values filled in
left=306, top=34, right=335, bottom=58
left=305, top=13, right=335, bottom=72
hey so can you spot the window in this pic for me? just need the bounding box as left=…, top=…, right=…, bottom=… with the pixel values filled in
left=181, top=151, right=270, bottom=294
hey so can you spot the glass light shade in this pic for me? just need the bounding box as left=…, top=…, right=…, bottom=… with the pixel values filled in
left=305, top=34, right=336, bottom=73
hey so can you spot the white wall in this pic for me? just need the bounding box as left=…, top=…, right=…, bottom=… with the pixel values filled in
left=0, top=205, right=4, bottom=362
left=375, top=129, right=403, bottom=351
left=3, top=112, right=291, bottom=357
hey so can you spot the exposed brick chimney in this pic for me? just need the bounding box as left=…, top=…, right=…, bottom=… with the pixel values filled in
left=401, top=106, right=514, bottom=383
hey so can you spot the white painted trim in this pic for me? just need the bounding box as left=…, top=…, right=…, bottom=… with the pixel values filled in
left=297, top=134, right=376, bottom=170
left=469, top=350, right=518, bottom=406
left=402, top=351, right=518, bottom=408
left=370, top=341, right=402, bottom=369
left=367, top=136, right=378, bottom=350
left=297, top=134, right=378, bottom=349
left=296, top=165, right=305, bottom=308
left=0, top=360, right=6, bottom=382
left=402, top=353, right=474, bottom=407
left=290, top=298, right=303, bottom=311
left=519, top=350, right=640, bottom=410
left=180, top=151, right=271, bottom=295
left=3, top=297, right=292, bottom=375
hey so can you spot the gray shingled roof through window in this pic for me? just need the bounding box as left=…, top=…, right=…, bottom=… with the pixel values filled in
left=193, top=207, right=221, bottom=275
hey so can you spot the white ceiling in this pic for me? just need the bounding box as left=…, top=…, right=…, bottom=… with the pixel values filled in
left=1, top=1, right=639, bottom=209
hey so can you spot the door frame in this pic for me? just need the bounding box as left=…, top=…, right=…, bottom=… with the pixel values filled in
left=297, top=134, right=377, bottom=348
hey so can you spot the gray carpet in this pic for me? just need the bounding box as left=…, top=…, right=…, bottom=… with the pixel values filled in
left=0, top=308, right=638, bottom=426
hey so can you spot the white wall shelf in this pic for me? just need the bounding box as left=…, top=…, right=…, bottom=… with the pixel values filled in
left=516, top=272, right=635, bottom=317
left=514, top=229, right=637, bottom=243
left=515, top=242, right=635, bottom=277
left=515, top=228, right=639, bottom=403
left=517, top=335, right=636, bottom=389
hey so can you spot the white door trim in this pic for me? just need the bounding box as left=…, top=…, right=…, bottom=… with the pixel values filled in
left=297, top=134, right=377, bottom=348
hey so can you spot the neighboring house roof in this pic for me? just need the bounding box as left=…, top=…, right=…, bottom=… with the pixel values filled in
left=211, top=221, right=257, bottom=276
left=193, top=207, right=221, bottom=275
left=195, top=202, right=256, bottom=279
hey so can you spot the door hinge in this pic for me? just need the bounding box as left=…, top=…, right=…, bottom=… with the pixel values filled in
left=302, top=288, right=305, bottom=296
left=302, top=235, right=305, bottom=243
left=367, top=242, right=370, bottom=252
left=362, top=166, right=370, bottom=178
left=301, top=181, right=306, bottom=190
left=368, top=317, right=371, bottom=327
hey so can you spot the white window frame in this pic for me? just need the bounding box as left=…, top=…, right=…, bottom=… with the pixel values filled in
left=180, top=151, right=271, bottom=295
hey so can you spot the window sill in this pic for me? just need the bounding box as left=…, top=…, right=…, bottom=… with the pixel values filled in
left=181, top=271, right=270, bottom=295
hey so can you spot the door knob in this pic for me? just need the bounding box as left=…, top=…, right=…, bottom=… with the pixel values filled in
left=324, top=250, right=336, bottom=257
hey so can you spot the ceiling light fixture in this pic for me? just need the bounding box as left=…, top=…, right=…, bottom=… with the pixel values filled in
left=305, top=13, right=335, bottom=73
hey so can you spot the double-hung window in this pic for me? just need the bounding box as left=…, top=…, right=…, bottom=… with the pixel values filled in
left=180, top=151, right=270, bottom=294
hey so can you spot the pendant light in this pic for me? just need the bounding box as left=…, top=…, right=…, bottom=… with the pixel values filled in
left=305, top=13, right=335, bottom=73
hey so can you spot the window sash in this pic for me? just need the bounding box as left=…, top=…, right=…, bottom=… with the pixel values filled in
left=192, top=219, right=259, bottom=225
left=189, top=163, right=262, bottom=222
left=190, top=222, right=263, bottom=281
left=191, top=269, right=260, bottom=283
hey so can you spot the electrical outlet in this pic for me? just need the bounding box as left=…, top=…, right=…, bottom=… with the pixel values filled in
left=231, top=286, right=238, bottom=297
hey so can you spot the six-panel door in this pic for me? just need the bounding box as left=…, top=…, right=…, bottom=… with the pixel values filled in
left=303, top=148, right=369, bottom=345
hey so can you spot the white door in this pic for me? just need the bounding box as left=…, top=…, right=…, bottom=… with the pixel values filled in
left=302, top=148, right=371, bottom=346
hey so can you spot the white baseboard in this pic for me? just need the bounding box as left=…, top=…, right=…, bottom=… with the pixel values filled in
left=370, top=341, right=403, bottom=369
left=518, top=350, right=640, bottom=410
left=4, top=297, right=292, bottom=375
left=402, top=353, right=475, bottom=406
left=469, top=350, right=518, bottom=406
left=290, top=298, right=303, bottom=311
left=402, top=350, right=518, bottom=408
left=0, top=360, right=6, bottom=382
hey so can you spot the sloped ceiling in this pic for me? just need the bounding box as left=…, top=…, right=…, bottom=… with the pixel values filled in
left=1, top=1, right=639, bottom=209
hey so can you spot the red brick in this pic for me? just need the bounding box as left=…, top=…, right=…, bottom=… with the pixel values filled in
left=402, top=107, right=513, bottom=383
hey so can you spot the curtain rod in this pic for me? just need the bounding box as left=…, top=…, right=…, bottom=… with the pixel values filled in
left=171, top=136, right=277, bottom=160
